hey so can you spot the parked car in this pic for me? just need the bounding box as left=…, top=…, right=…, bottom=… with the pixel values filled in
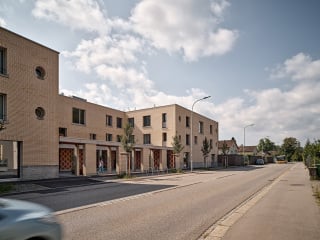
left=0, top=198, right=62, bottom=240
left=255, top=159, right=265, bottom=165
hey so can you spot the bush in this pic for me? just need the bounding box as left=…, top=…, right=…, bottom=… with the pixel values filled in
left=0, top=183, right=14, bottom=194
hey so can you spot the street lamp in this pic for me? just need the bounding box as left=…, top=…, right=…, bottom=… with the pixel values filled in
left=243, top=124, right=254, bottom=165
left=190, top=96, right=211, bottom=172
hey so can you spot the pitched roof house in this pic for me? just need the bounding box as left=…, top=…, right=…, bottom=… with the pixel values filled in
left=218, top=137, right=239, bottom=155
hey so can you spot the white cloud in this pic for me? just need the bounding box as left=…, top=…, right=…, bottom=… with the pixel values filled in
left=130, top=0, right=237, bottom=61
left=32, top=0, right=109, bottom=35
left=0, top=17, right=6, bottom=27
left=271, top=53, right=320, bottom=81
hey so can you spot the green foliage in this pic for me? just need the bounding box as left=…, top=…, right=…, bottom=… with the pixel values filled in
left=171, top=135, right=184, bottom=155
left=121, top=123, right=135, bottom=153
left=303, top=139, right=320, bottom=166
left=201, top=137, right=212, bottom=167
left=222, top=141, right=228, bottom=155
left=280, top=137, right=301, bottom=162
left=0, top=183, right=14, bottom=194
left=257, top=137, right=276, bottom=154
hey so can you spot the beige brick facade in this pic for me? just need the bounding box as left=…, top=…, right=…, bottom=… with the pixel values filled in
left=0, top=27, right=219, bottom=180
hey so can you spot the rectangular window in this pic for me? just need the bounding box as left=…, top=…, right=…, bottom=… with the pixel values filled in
left=143, top=115, right=151, bottom=127
left=186, top=134, right=190, bottom=146
left=106, top=133, right=112, bottom=141
left=210, top=139, right=213, bottom=148
left=128, top=117, right=134, bottom=128
left=0, top=94, right=7, bottom=121
left=162, top=113, right=167, bottom=128
left=106, top=115, right=112, bottom=126
left=210, top=125, right=213, bottom=134
left=186, top=116, right=190, bottom=127
left=0, top=47, right=7, bottom=75
left=143, top=134, right=151, bottom=144
left=117, top=135, right=121, bottom=142
left=59, top=128, right=67, bottom=137
left=117, top=117, right=122, bottom=128
left=199, top=121, right=204, bottom=134
left=162, top=132, right=167, bottom=142
left=129, top=135, right=135, bottom=144
left=90, top=133, right=96, bottom=140
left=194, top=136, right=198, bottom=144
left=72, top=108, right=85, bottom=125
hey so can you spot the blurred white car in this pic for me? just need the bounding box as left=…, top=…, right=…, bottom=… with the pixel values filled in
left=255, top=159, right=265, bottom=165
left=0, top=198, right=62, bottom=240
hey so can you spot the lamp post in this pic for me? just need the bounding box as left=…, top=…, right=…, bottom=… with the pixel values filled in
left=243, top=124, right=254, bottom=165
left=190, top=96, right=211, bottom=172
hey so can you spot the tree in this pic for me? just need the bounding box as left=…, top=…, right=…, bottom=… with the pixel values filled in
left=222, top=141, right=228, bottom=155
left=201, top=137, right=212, bottom=168
left=120, top=123, right=135, bottom=176
left=280, top=137, right=301, bottom=162
left=303, top=139, right=320, bottom=166
left=257, top=137, right=276, bottom=155
left=171, top=135, right=184, bottom=168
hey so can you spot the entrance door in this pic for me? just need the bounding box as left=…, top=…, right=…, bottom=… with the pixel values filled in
left=111, top=151, right=117, bottom=171
left=0, top=141, right=21, bottom=179
left=135, top=150, right=141, bottom=170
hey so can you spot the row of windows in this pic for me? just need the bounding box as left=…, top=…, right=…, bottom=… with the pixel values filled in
left=60, top=127, right=213, bottom=147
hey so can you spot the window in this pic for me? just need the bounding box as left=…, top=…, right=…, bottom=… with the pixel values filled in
left=35, top=66, right=46, bottom=79
left=72, top=108, right=85, bottom=125
left=186, top=116, right=190, bottom=127
left=178, top=116, right=181, bottom=122
left=162, top=132, right=167, bottom=142
left=106, top=133, right=112, bottom=141
left=128, top=117, right=134, bottom=128
left=116, top=117, right=122, bottom=128
left=106, top=115, right=112, bottom=126
left=186, top=134, right=190, bottom=145
left=143, top=115, right=151, bottom=127
left=0, top=47, right=7, bottom=75
left=90, top=133, right=96, bottom=140
left=59, top=128, right=67, bottom=137
left=210, top=139, right=213, bottom=148
left=210, top=125, right=213, bottom=134
left=0, top=94, right=7, bottom=121
left=35, top=107, right=45, bottom=120
left=143, top=134, right=151, bottom=144
left=199, top=121, right=204, bottom=134
left=117, top=135, right=121, bottom=142
left=162, top=113, right=167, bottom=128
left=129, top=135, right=135, bottom=144
left=194, top=136, right=198, bottom=144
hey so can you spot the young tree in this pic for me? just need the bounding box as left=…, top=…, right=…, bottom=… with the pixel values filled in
left=171, top=135, right=184, bottom=168
left=222, top=141, right=228, bottom=155
left=201, top=137, right=212, bottom=168
left=121, top=123, right=135, bottom=176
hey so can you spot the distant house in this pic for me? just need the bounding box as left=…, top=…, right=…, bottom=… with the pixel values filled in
left=239, top=145, right=258, bottom=156
left=218, top=137, right=239, bottom=155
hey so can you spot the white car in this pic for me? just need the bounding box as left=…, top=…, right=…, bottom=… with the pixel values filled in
left=0, top=198, right=62, bottom=240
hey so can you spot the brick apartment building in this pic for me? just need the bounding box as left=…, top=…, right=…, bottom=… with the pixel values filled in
left=0, top=27, right=218, bottom=180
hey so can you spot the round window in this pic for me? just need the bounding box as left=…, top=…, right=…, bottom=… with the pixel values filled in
left=35, top=107, right=45, bottom=120
left=35, top=66, right=46, bottom=79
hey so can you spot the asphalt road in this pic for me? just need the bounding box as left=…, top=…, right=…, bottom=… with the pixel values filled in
left=7, top=164, right=291, bottom=239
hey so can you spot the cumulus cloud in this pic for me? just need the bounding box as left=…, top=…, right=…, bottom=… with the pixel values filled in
left=215, top=54, right=320, bottom=145
left=130, top=0, right=238, bottom=61
left=271, top=53, right=320, bottom=81
left=32, top=0, right=109, bottom=35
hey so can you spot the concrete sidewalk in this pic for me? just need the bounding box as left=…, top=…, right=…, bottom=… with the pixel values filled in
left=220, top=163, right=320, bottom=240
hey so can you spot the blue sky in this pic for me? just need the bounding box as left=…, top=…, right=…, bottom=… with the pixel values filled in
left=1, top=0, right=320, bottom=146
